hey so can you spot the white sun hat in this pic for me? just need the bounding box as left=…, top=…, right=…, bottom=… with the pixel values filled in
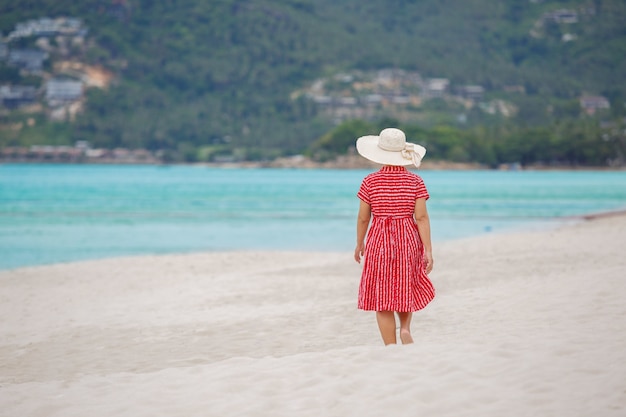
left=356, top=128, right=426, bottom=167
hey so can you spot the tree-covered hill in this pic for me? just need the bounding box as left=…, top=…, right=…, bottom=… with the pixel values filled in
left=1, top=0, right=625, bottom=163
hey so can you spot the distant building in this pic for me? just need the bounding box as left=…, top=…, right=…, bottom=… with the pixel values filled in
left=8, top=49, right=49, bottom=72
left=503, top=85, right=526, bottom=94
left=338, top=96, right=357, bottom=106
left=404, top=72, right=423, bottom=86
left=46, top=78, right=83, bottom=106
left=74, top=141, right=91, bottom=151
left=311, top=95, right=332, bottom=105
left=562, top=33, right=577, bottom=42
left=375, top=69, right=398, bottom=88
left=0, top=85, right=38, bottom=109
left=8, top=17, right=87, bottom=40
left=363, top=94, right=383, bottom=105
left=458, top=85, right=485, bottom=102
left=579, top=95, right=610, bottom=115
left=425, top=78, right=449, bottom=98
left=0, top=42, right=7, bottom=60
left=543, top=9, right=578, bottom=24
left=390, top=95, right=411, bottom=105
left=27, top=145, right=83, bottom=161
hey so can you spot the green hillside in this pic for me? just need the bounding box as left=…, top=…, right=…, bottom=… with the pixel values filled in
left=1, top=0, right=625, bottom=164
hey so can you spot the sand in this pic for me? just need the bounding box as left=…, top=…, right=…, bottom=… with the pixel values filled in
left=1, top=214, right=625, bottom=416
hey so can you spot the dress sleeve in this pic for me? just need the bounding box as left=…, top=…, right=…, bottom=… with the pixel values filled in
left=357, top=178, right=371, bottom=204
left=415, top=177, right=429, bottom=200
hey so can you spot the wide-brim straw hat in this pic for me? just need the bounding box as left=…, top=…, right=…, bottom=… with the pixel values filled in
left=356, top=128, right=426, bottom=167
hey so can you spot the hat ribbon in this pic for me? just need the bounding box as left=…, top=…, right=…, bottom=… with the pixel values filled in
left=401, top=143, right=422, bottom=167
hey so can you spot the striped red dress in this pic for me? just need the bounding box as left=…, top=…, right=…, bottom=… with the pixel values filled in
left=357, top=165, right=435, bottom=312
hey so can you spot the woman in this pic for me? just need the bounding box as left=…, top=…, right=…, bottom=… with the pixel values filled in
left=354, top=128, right=435, bottom=345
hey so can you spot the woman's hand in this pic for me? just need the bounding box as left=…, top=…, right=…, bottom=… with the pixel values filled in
left=354, top=242, right=365, bottom=263
left=423, top=251, right=434, bottom=274
left=355, top=200, right=371, bottom=264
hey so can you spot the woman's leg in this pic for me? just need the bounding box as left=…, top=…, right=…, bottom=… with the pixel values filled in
left=376, top=311, right=397, bottom=345
left=397, top=312, right=414, bottom=344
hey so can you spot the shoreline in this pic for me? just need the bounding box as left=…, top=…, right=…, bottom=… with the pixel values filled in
left=1, top=207, right=625, bottom=273
left=581, top=208, right=626, bottom=220
left=2, top=156, right=625, bottom=171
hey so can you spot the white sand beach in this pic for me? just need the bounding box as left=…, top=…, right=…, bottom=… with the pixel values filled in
left=1, top=214, right=625, bottom=417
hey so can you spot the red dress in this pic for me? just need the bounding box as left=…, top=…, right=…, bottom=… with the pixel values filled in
left=357, top=166, right=435, bottom=312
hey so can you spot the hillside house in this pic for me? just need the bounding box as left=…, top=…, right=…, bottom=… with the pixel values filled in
left=46, top=78, right=83, bottom=106
left=338, top=96, right=357, bottom=106
left=375, top=69, right=400, bottom=89
left=425, top=78, right=449, bottom=98
left=8, top=17, right=86, bottom=40
left=543, top=9, right=578, bottom=24
left=362, top=94, right=383, bottom=106
left=458, top=85, right=485, bottom=102
left=0, top=85, right=38, bottom=109
left=8, top=49, right=49, bottom=72
left=404, top=72, right=423, bottom=86
left=580, top=96, right=610, bottom=115
left=374, top=69, right=422, bottom=89
left=562, top=33, right=577, bottom=42
left=390, top=95, right=411, bottom=105
left=311, top=94, right=332, bottom=105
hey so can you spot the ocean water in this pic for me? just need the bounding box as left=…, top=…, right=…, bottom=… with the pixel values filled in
left=1, top=164, right=625, bottom=271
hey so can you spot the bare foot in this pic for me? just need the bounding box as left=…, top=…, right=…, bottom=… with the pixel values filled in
left=399, top=329, right=414, bottom=344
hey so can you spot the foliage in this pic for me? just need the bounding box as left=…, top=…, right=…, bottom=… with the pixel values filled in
left=308, top=119, right=372, bottom=158
left=0, top=0, right=625, bottom=166
left=310, top=117, right=626, bottom=167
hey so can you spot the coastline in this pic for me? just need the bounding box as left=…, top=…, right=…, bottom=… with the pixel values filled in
left=1, top=213, right=625, bottom=416
left=1, top=206, right=624, bottom=273
left=3, top=154, right=625, bottom=170
left=581, top=207, right=626, bottom=220
left=0, top=155, right=485, bottom=169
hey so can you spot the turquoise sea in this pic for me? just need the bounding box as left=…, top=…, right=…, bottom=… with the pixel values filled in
left=1, top=164, right=625, bottom=271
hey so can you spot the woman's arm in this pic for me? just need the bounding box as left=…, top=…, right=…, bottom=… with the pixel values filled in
left=354, top=200, right=371, bottom=263
left=414, top=198, right=434, bottom=274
